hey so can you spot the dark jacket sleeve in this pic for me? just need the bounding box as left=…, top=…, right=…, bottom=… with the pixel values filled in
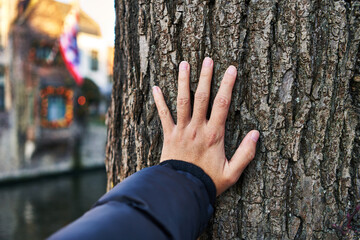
left=48, top=160, right=216, bottom=240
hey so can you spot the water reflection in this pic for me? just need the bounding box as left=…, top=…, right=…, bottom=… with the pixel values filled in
left=0, top=169, right=107, bottom=240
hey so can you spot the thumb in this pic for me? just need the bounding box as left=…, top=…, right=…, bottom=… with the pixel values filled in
left=228, top=130, right=259, bottom=178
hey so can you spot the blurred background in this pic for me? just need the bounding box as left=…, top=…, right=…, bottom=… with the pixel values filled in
left=0, top=0, right=115, bottom=239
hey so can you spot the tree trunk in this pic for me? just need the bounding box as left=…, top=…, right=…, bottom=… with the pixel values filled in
left=106, top=0, right=360, bottom=239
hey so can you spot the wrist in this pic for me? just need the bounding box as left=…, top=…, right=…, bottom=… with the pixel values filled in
left=159, top=159, right=216, bottom=206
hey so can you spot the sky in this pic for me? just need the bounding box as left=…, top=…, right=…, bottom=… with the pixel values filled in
left=56, top=0, right=115, bottom=47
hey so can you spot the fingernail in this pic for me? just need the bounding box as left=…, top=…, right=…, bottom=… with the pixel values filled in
left=227, top=66, right=237, bottom=76
left=250, top=130, right=260, bottom=143
left=203, top=57, right=212, bottom=67
left=152, top=86, right=160, bottom=93
left=180, top=61, right=188, bottom=70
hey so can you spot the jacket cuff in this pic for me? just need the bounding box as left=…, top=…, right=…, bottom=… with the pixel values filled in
left=160, top=160, right=216, bottom=206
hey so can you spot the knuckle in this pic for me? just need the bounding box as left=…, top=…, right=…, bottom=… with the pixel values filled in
left=190, top=129, right=197, bottom=140
left=185, top=126, right=197, bottom=141
left=214, top=96, right=230, bottom=108
left=195, top=92, right=209, bottom=103
left=206, top=131, right=218, bottom=146
left=159, top=108, right=169, bottom=117
left=177, top=97, right=190, bottom=107
left=179, top=73, right=188, bottom=80
left=200, top=71, right=211, bottom=78
left=245, top=148, right=255, bottom=160
left=221, top=79, right=232, bottom=85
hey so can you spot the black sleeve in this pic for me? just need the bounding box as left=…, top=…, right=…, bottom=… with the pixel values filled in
left=48, top=160, right=216, bottom=240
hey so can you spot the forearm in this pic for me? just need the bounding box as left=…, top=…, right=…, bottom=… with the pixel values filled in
left=48, top=161, right=215, bottom=240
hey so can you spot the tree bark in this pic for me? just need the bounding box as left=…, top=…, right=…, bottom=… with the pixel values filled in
left=106, top=0, right=360, bottom=239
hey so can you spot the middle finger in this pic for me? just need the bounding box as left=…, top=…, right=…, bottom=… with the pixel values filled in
left=177, top=61, right=191, bottom=128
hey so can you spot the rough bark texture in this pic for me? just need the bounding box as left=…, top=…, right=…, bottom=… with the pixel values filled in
left=106, top=0, right=360, bottom=239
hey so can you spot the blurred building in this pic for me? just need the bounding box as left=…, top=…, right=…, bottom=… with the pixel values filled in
left=77, top=27, right=112, bottom=116
left=78, top=32, right=108, bottom=93
left=0, top=0, right=110, bottom=181
left=0, top=0, right=17, bottom=111
left=0, top=0, right=20, bottom=177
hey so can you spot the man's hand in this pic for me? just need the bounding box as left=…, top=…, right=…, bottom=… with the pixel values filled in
left=152, top=57, right=259, bottom=196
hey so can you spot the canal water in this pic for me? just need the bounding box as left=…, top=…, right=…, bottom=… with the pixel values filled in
left=0, top=169, right=107, bottom=240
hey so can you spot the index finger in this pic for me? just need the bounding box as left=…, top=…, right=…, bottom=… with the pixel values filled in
left=153, top=86, right=175, bottom=135
left=208, top=66, right=237, bottom=127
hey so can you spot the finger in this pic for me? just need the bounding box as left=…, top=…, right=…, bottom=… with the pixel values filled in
left=209, top=66, right=237, bottom=128
left=192, top=57, right=213, bottom=124
left=152, top=86, right=175, bottom=134
left=227, top=130, right=259, bottom=179
left=177, top=61, right=191, bottom=127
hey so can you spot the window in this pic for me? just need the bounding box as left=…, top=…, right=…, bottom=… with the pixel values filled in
left=36, top=46, right=52, bottom=61
left=30, top=42, right=62, bottom=66
left=47, top=96, right=65, bottom=121
left=90, top=50, right=98, bottom=71
left=40, top=86, right=73, bottom=128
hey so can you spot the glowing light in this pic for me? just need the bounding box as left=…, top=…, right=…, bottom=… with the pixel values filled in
left=78, top=96, right=86, bottom=106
